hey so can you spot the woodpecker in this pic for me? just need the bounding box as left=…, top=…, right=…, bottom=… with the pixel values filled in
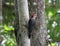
left=28, top=13, right=36, bottom=38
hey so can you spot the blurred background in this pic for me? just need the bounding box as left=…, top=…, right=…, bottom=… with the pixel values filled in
left=0, top=0, right=60, bottom=46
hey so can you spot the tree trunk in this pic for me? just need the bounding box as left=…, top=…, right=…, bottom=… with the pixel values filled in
left=0, top=0, right=2, bottom=26
left=14, top=0, right=30, bottom=46
left=0, top=0, right=3, bottom=44
left=28, top=0, right=37, bottom=15
left=31, top=0, right=47, bottom=46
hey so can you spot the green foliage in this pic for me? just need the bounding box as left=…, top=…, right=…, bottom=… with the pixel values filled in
left=1, top=24, right=17, bottom=46
left=51, top=43, right=56, bottom=46
left=6, top=38, right=17, bottom=46
left=3, top=24, right=14, bottom=31
left=2, top=0, right=17, bottom=46
left=46, top=0, right=60, bottom=42
left=3, top=1, right=15, bottom=25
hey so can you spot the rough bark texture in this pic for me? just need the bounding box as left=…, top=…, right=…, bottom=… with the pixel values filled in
left=0, top=0, right=2, bottom=25
left=28, top=0, right=37, bottom=15
left=0, top=0, right=3, bottom=44
left=31, top=0, right=47, bottom=46
left=14, top=0, right=30, bottom=46
left=14, top=0, right=19, bottom=43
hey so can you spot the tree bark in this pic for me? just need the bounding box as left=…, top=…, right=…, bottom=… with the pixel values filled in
left=0, top=0, right=2, bottom=25
left=0, top=0, right=3, bottom=44
left=28, top=0, right=37, bottom=15
left=31, top=0, right=47, bottom=46
left=14, top=0, right=30, bottom=46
